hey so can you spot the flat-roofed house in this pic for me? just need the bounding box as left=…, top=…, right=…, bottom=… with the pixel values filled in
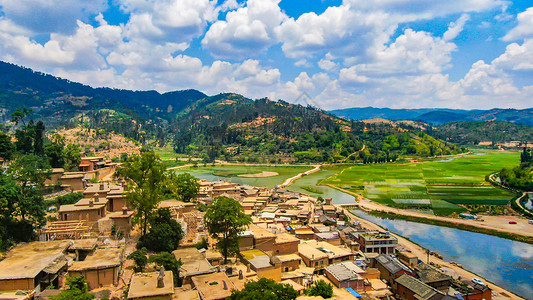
left=298, top=240, right=354, bottom=270
left=172, top=248, right=215, bottom=282
left=0, top=240, right=72, bottom=293
left=127, top=270, right=174, bottom=300
left=68, top=247, right=124, bottom=290
left=58, top=196, right=107, bottom=224
left=357, top=231, right=398, bottom=254
left=192, top=272, right=237, bottom=300
left=325, top=261, right=366, bottom=291
left=239, top=249, right=281, bottom=281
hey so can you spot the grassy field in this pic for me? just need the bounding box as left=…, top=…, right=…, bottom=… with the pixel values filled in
left=322, top=150, right=520, bottom=215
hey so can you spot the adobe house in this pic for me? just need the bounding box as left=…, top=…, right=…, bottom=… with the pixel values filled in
left=172, top=248, right=215, bottom=283
left=397, top=251, right=419, bottom=268
left=68, top=238, right=98, bottom=261
left=59, top=173, right=86, bottom=191
left=275, top=254, right=302, bottom=272
left=325, top=261, right=366, bottom=291
left=239, top=249, right=282, bottom=282
left=98, top=207, right=135, bottom=236
left=79, top=156, right=106, bottom=172
left=297, top=243, right=329, bottom=269
left=127, top=269, right=174, bottom=300
left=58, top=195, right=107, bottom=224
left=0, top=240, right=72, bottom=292
left=298, top=240, right=354, bottom=270
left=68, top=247, right=124, bottom=290
left=192, top=272, right=236, bottom=300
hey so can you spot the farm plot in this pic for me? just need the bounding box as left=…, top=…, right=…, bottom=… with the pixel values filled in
left=322, top=150, right=519, bottom=215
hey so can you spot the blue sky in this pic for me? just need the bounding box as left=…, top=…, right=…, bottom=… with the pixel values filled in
left=0, top=0, right=532, bottom=110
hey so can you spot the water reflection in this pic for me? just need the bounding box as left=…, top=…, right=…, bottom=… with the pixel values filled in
left=352, top=210, right=533, bottom=299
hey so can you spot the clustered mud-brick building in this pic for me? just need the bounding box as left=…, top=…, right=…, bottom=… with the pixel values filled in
left=0, top=176, right=493, bottom=300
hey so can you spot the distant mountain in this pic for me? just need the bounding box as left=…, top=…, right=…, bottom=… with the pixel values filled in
left=330, top=107, right=533, bottom=127
left=416, top=111, right=468, bottom=125
left=0, top=61, right=206, bottom=126
left=430, top=121, right=533, bottom=145
left=330, top=107, right=438, bottom=121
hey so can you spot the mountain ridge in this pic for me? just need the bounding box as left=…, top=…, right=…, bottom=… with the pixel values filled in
left=330, top=106, right=533, bottom=126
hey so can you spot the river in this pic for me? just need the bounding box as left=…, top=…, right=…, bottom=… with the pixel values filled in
left=177, top=166, right=533, bottom=298
left=350, top=210, right=533, bottom=299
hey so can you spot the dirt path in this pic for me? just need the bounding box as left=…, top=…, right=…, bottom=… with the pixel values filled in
left=331, top=185, right=533, bottom=238
left=341, top=208, right=524, bottom=300
left=279, top=165, right=321, bottom=188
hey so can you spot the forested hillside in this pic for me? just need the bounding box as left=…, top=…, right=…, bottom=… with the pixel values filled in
left=0, top=61, right=206, bottom=125
left=429, top=121, right=533, bottom=145
left=0, top=61, right=465, bottom=163
left=170, top=94, right=464, bottom=163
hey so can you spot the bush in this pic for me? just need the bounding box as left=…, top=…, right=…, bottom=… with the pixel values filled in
left=51, top=275, right=94, bottom=300
left=149, top=252, right=183, bottom=285
left=305, top=280, right=333, bottom=298
left=230, top=278, right=298, bottom=300
left=127, top=248, right=148, bottom=272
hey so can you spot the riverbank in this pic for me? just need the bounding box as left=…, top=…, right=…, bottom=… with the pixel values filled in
left=340, top=207, right=525, bottom=300
left=328, top=184, right=533, bottom=243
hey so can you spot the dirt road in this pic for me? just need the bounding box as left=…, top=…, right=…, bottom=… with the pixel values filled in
left=279, top=165, right=321, bottom=188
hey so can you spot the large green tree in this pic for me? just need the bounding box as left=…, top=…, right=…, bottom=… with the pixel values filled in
left=120, top=152, right=167, bottom=237
left=168, top=172, right=199, bottom=202
left=230, top=278, right=298, bottom=300
left=204, top=196, right=251, bottom=263
left=62, top=143, right=82, bottom=171
left=7, top=154, right=49, bottom=227
left=138, top=208, right=183, bottom=252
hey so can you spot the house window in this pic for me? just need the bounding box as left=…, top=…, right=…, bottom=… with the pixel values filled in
left=320, top=261, right=323, bottom=265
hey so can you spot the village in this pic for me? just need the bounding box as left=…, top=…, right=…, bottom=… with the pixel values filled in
left=0, top=156, right=507, bottom=300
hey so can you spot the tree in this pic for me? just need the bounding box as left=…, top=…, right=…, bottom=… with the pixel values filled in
left=230, top=278, right=298, bottom=300
left=51, top=275, right=94, bottom=300
left=63, top=143, right=82, bottom=171
left=7, top=154, right=49, bottom=227
left=204, top=196, right=251, bottom=263
left=0, top=131, right=14, bottom=160
left=127, top=248, right=148, bottom=272
left=120, top=152, right=167, bottom=237
left=149, top=252, right=183, bottom=285
left=305, top=280, right=333, bottom=298
left=138, top=208, right=183, bottom=252
left=168, top=173, right=199, bottom=202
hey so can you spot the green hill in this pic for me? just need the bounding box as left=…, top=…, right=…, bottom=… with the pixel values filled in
left=169, top=95, right=464, bottom=163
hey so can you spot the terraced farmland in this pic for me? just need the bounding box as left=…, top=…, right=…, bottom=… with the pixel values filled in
left=322, top=150, right=519, bottom=215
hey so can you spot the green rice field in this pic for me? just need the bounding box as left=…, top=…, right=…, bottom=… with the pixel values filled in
left=321, top=150, right=520, bottom=215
